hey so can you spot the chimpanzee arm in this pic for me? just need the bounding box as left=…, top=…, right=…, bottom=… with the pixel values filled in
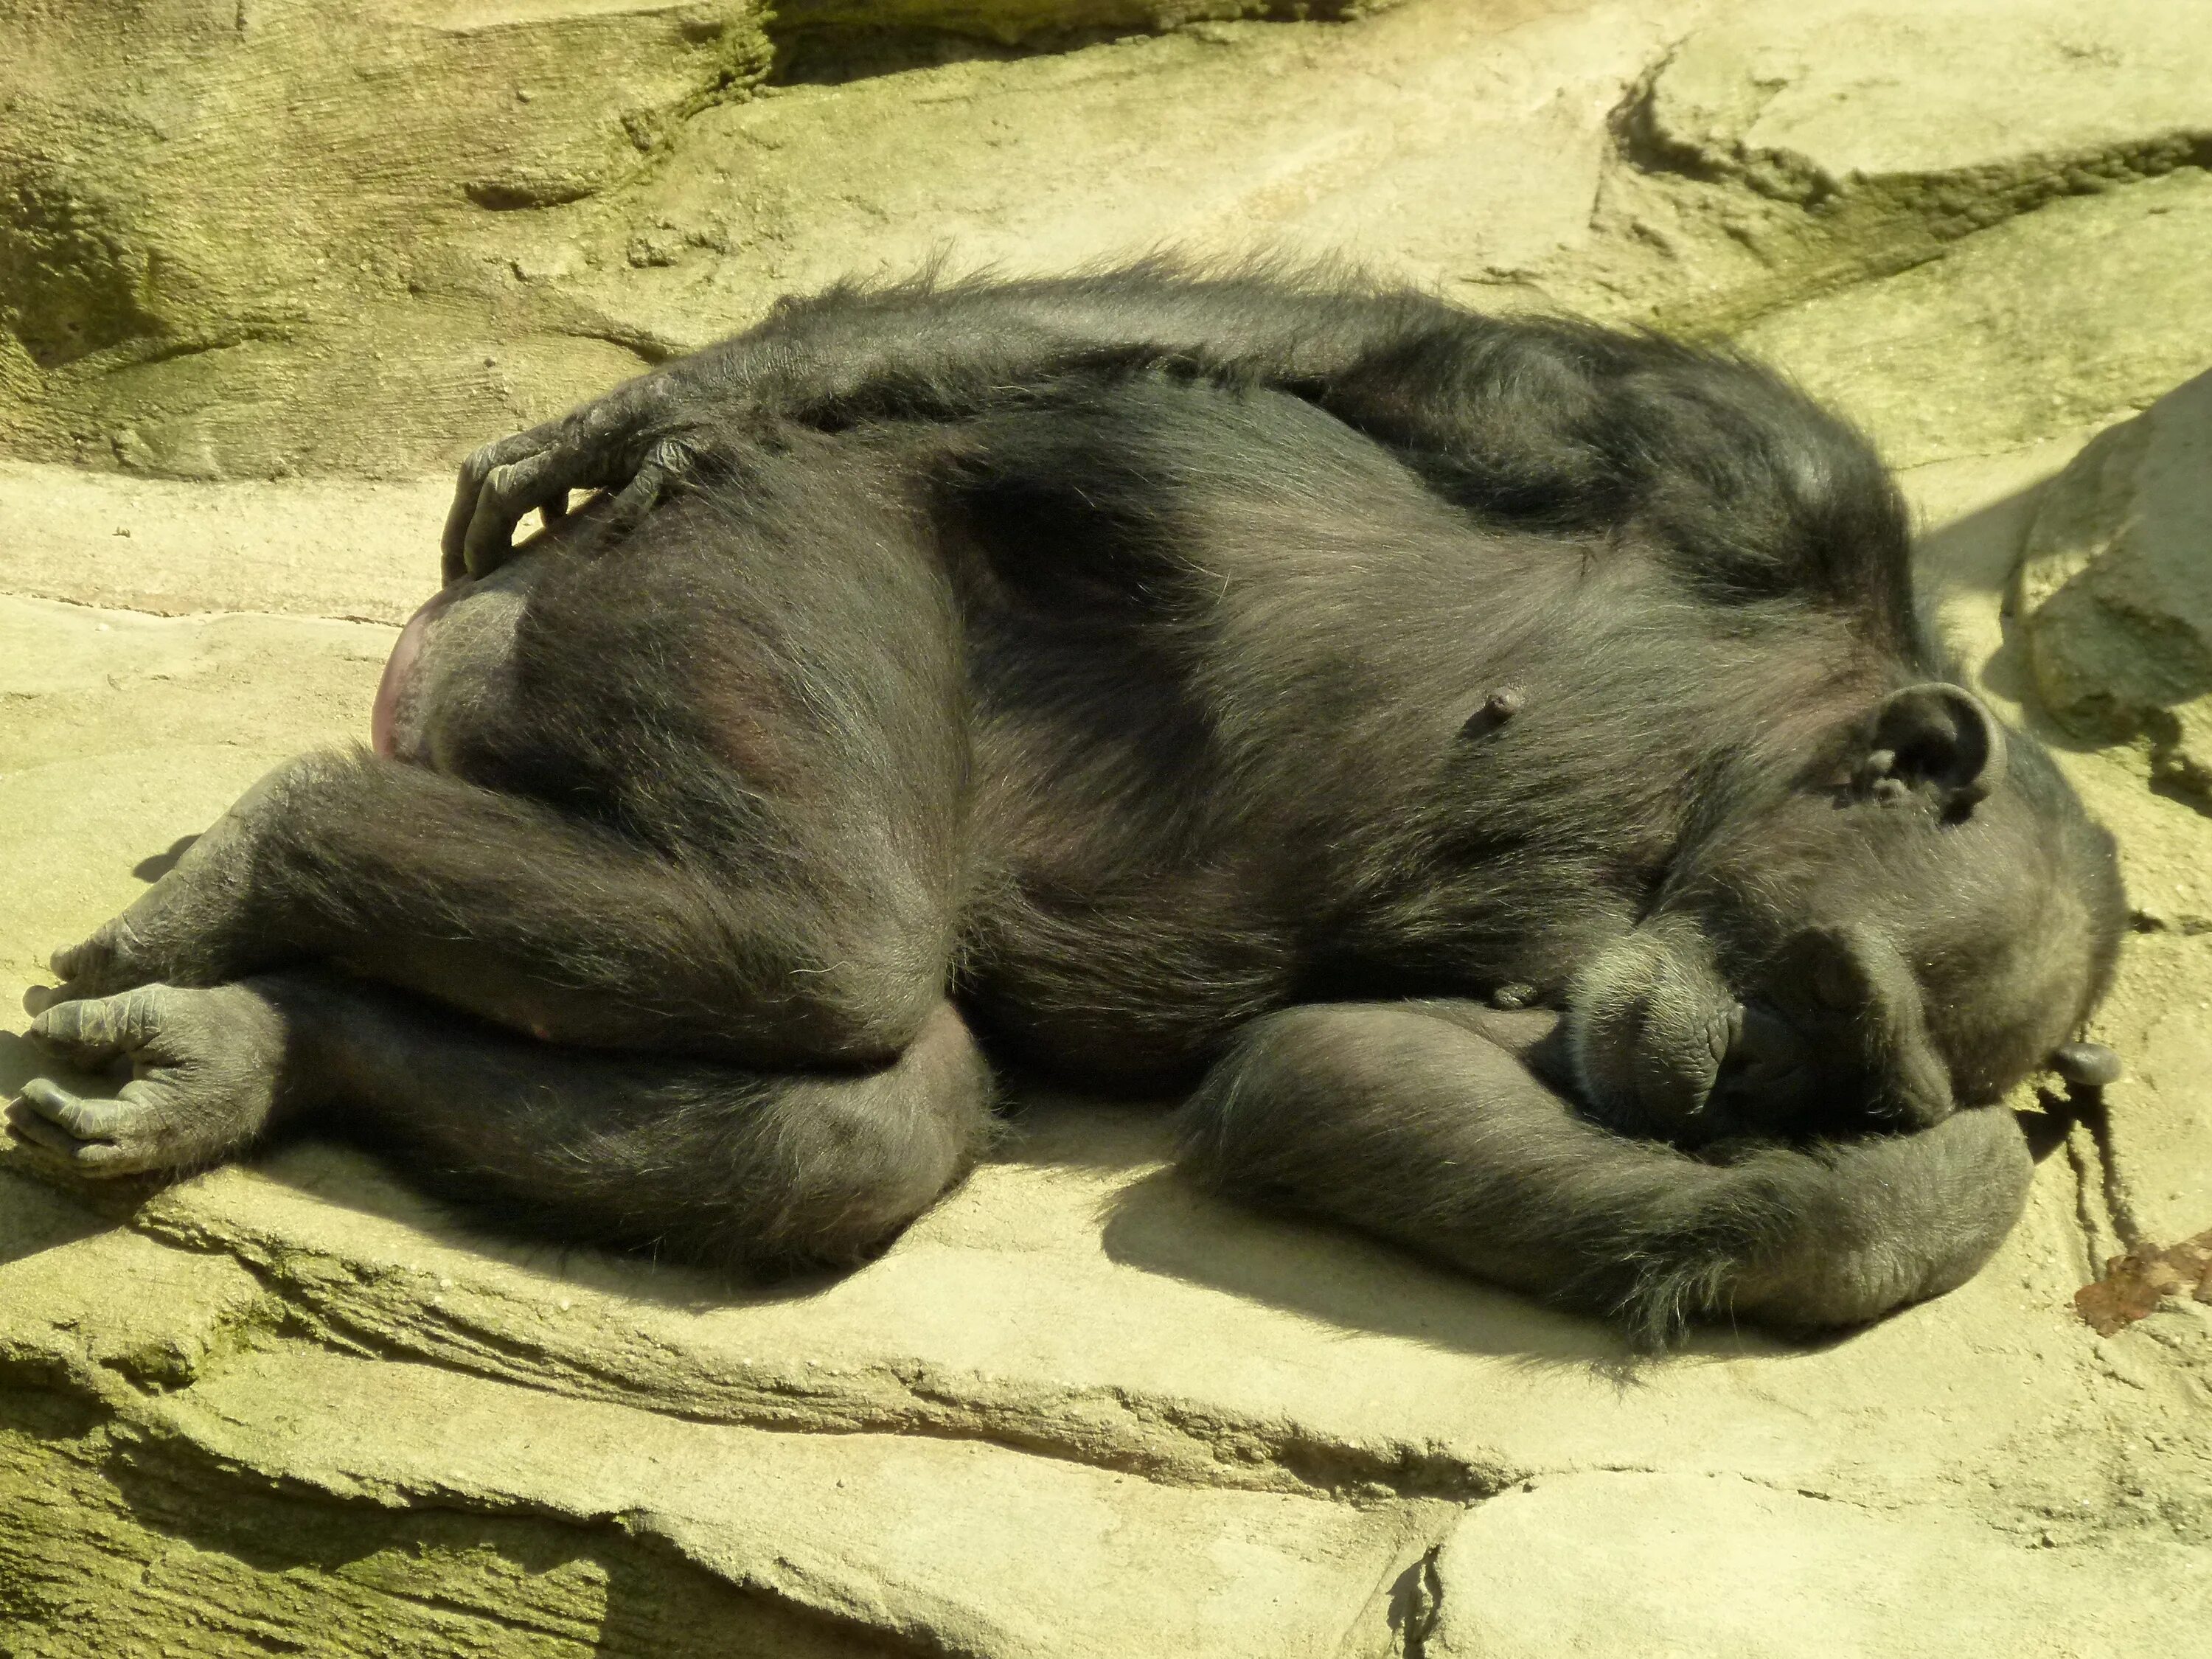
left=445, top=264, right=1468, bottom=577
left=444, top=266, right=1916, bottom=639
left=1175, top=1001, right=2032, bottom=1349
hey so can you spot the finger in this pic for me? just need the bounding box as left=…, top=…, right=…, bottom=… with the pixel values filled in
left=442, top=425, right=554, bottom=580
left=585, top=435, right=692, bottom=552
left=28, top=988, right=160, bottom=1062
left=26, top=998, right=127, bottom=1065
left=15, top=1078, right=131, bottom=1141
left=49, top=925, right=146, bottom=1000
left=22, top=982, right=62, bottom=1017
left=540, top=488, right=571, bottom=527
left=49, top=936, right=100, bottom=981
left=591, top=463, right=667, bottom=549
left=462, top=452, right=575, bottom=580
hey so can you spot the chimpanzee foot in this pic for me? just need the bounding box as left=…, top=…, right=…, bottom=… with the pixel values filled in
left=9, top=983, right=294, bottom=1175
left=23, top=757, right=329, bottom=1017
left=27, top=915, right=161, bottom=1012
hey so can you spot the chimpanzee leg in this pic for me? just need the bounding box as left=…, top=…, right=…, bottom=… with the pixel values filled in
left=15, top=973, right=993, bottom=1269
left=32, top=750, right=947, bottom=1068
left=1175, top=1001, right=2031, bottom=1347
left=40, top=472, right=970, bottom=1069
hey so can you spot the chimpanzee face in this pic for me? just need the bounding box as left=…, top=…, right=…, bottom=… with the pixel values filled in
left=1565, top=683, right=2126, bottom=1145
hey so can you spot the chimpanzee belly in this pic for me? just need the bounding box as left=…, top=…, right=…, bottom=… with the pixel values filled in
left=947, top=630, right=1315, bottom=1082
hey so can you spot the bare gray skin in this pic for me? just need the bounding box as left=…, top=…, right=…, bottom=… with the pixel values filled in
left=12, top=982, right=295, bottom=1175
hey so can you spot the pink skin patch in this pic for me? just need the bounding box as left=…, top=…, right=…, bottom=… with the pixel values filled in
left=371, top=585, right=463, bottom=759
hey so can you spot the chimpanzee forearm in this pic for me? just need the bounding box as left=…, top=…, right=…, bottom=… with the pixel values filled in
left=669, top=268, right=1467, bottom=428
left=446, top=266, right=1469, bottom=576
left=37, top=753, right=949, bottom=1065
left=1175, top=1001, right=2032, bottom=1348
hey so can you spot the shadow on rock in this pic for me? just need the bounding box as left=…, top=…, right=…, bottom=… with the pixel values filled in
left=0, top=1163, right=111, bottom=1270
left=1096, top=1162, right=1638, bottom=1366
left=132, top=833, right=198, bottom=883
left=1001, top=1083, right=1814, bottom=1367
left=227, top=1139, right=855, bottom=1318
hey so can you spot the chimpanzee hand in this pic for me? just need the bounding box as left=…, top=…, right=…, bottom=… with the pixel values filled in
left=443, top=370, right=706, bottom=582
left=10, top=982, right=296, bottom=1175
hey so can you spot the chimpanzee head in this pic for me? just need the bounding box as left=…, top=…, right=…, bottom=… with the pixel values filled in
left=1567, top=682, right=2126, bottom=1144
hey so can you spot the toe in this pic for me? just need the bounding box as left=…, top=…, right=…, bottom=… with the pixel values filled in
left=27, top=995, right=141, bottom=1064
left=7, top=1090, right=131, bottom=1170
left=18, top=1078, right=131, bottom=1142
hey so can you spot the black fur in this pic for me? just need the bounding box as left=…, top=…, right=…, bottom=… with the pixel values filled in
left=18, top=266, right=2126, bottom=1346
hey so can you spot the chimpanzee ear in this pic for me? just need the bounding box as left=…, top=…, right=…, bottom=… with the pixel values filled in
left=1853, top=683, right=2008, bottom=815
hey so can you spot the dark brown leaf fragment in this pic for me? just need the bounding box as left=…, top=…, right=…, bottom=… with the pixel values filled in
left=2075, top=1227, right=2212, bottom=1335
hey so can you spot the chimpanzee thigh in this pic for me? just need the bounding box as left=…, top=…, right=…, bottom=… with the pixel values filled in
left=18, top=971, right=992, bottom=1269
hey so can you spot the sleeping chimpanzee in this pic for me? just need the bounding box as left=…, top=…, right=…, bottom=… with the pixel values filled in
left=13, top=266, right=2128, bottom=1346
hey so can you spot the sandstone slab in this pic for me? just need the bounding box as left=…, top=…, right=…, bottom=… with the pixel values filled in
left=1645, top=0, right=2212, bottom=212
left=0, top=1168, right=1438, bottom=1658
left=0, top=459, right=445, bottom=624
left=2016, top=367, right=2212, bottom=809
left=1736, top=168, right=2212, bottom=467
left=1557, top=0, right=2212, bottom=344
left=1430, top=1472, right=2212, bottom=1659
left=0, top=1, right=771, bottom=476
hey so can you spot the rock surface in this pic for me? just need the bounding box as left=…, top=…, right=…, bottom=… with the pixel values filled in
left=0, top=1, right=775, bottom=476
left=1430, top=1472, right=2212, bottom=1659
left=2016, top=369, right=2212, bottom=810
left=1644, top=0, right=2211, bottom=215
left=4, top=1, right=2212, bottom=1654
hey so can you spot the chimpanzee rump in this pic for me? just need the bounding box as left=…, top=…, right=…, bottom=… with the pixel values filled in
left=14, top=267, right=2126, bottom=1346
